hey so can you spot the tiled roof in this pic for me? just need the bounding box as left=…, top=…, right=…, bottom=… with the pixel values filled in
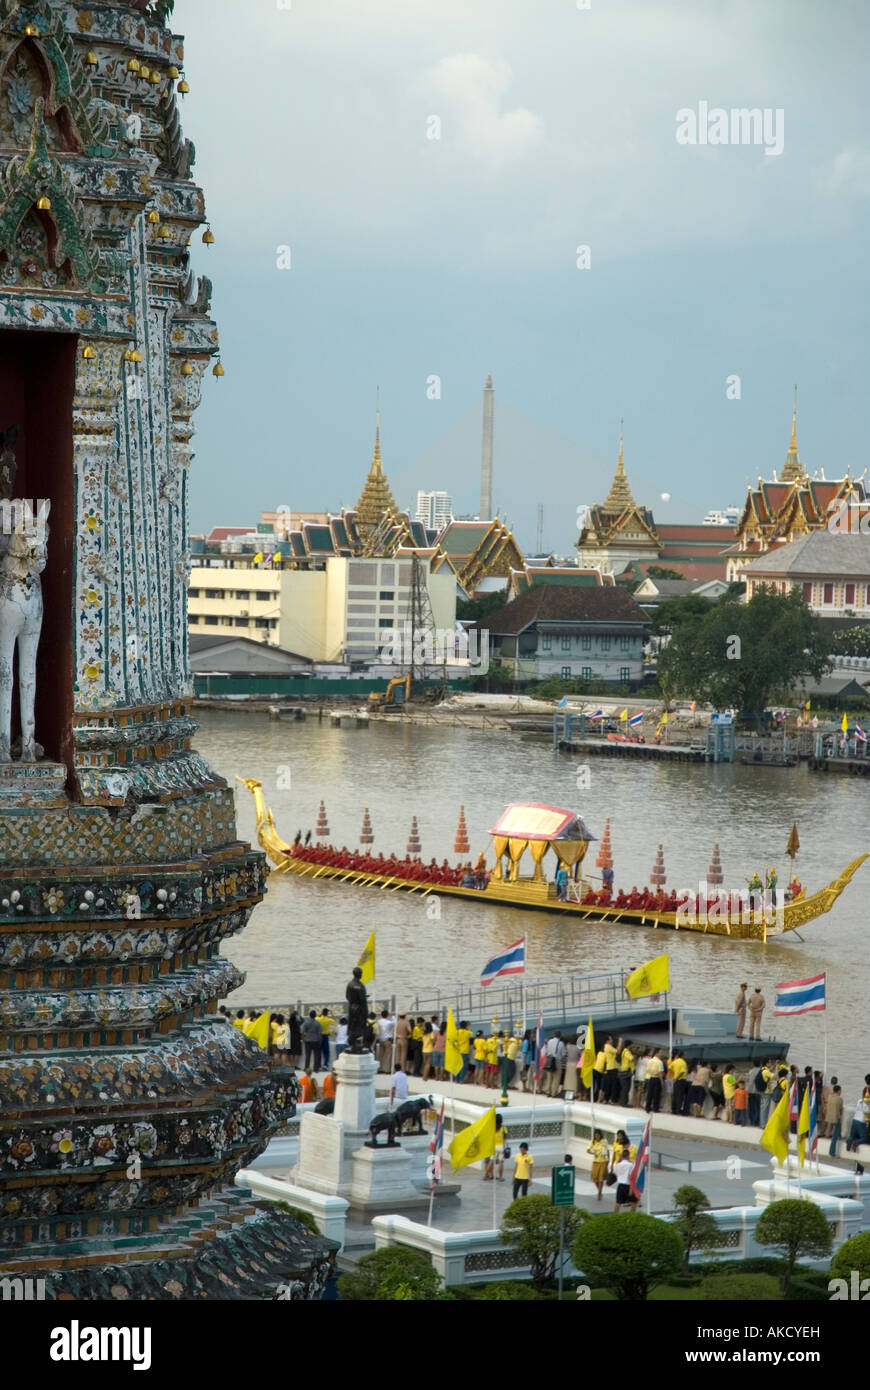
left=739, top=530, right=870, bottom=578
left=480, top=583, right=648, bottom=636
left=438, top=521, right=492, bottom=557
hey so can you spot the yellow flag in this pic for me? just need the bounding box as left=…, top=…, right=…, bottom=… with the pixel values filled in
left=841, top=712, right=848, bottom=733
left=657, top=711, right=668, bottom=728
left=445, top=1007, right=462, bottom=1076
left=619, top=709, right=628, bottom=722
left=580, top=1017, right=595, bottom=1089
left=449, top=1106, right=496, bottom=1171
left=253, top=552, right=263, bottom=565
left=356, top=930, right=375, bottom=985
left=624, top=953, right=669, bottom=998
left=761, top=1086, right=790, bottom=1165
left=798, top=1084, right=810, bottom=1168
left=804, top=699, right=811, bottom=711
left=247, top=1009, right=270, bottom=1049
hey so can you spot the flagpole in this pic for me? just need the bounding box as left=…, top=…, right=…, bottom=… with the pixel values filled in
left=522, top=939, right=527, bottom=1035
left=646, top=1115, right=652, bottom=1214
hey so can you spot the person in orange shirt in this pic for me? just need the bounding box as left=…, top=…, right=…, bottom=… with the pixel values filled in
left=321, top=1069, right=336, bottom=1101
left=733, top=1077, right=749, bottom=1126
left=298, top=1070, right=319, bottom=1104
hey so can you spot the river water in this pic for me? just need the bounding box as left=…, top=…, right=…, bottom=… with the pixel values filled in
left=197, top=710, right=870, bottom=1101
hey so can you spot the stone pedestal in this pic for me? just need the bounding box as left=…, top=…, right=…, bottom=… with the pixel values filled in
left=295, top=1111, right=354, bottom=1197
left=293, top=1049, right=439, bottom=1214
left=349, top=1145, right=416, bottom=1206
left=334, top=1049, right=378, bottom=1137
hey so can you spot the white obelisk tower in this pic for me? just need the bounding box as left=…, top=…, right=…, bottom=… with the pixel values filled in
left=480, top=373, right=494, bottom=520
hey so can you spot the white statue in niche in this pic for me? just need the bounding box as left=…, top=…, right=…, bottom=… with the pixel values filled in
left=0, top=499, right=50, bottom=763
left=122, top=111, right=142, bottom=146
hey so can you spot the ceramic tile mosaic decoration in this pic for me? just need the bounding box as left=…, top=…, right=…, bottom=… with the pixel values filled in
left=0, top=0, right=332, bottom=1298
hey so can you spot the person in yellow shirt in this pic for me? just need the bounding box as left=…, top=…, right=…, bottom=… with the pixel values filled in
left=457, top=1023, right=473, bottom=1083
left=603, top=1036, right=618, bottom=1102
left=472, top=1031, right=487, bottom=1085
left=484, top=1033, right=499, bottom=1088
left=670, top=1050, right=688, bottom=1115
left=232, top=1010, right=247, bottom=1031
left=421, top=1021, right=436, bottom=1080
left=618, top=1042, right=634, bottom=1107
left=722, top=1063, right=737, bottom=1123
left=611, top=1128, right=637, bottom=1165
left=512, top=1142, right=534, bottom=1199
left=593, top=1047, right=607, bottom=1103
left=644, top=1048, right=664, bottom=1113
left=410, top=1019, right=424, bottom=1078
left=587, top=1128, right=609, bottom=1200
left=316, top=1008, right=336, bottom=1069
left=505, top=1034, right=521, bottom=1088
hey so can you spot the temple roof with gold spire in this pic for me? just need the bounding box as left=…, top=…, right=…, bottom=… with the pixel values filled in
left=780, top=386, right=806, bottom=483
left=354, top=398, right=401, bottom=534
left=724, top=391, right=866, bottom=573
left=601, top=424, right=636, bottom=515
left=576, top=426, right=659, bottom=561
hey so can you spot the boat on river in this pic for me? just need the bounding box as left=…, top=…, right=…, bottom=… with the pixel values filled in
left=238, top=780, right=867, bottom=943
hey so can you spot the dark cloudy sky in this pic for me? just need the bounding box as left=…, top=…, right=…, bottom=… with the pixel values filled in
left=178, top=0, right=868, bottom=554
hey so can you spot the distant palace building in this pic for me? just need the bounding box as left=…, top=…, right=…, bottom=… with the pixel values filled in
left=723, top=397, right=868, bottom=582
left=575, top=430, right=730, bottom=582
left=189, top=410, right=527, bottom=658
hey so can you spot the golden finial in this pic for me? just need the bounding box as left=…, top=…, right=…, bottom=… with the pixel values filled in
left=790, top=384, right=798, bottom=452
left=370, top=386, right=383, bottom=471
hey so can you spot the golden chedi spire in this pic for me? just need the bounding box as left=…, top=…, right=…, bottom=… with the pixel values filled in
left=780, top=385, right=806, bottom=483
left=355, top=390, right=401, bottom=533
left=602, top=421, right=636, bottom=514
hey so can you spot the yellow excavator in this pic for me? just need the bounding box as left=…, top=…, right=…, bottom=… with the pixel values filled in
left=367, top=674, right=411, bottom=711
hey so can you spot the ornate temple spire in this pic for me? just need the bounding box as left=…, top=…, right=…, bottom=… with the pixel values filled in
left=780, top=385, right=806, bottom=483
left=355, top=390, right=400, bottom=531
left=602, top=421, right=636, bottom=514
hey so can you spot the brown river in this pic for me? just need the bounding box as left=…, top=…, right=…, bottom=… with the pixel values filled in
left=197, top=710, right=870, bottom=1101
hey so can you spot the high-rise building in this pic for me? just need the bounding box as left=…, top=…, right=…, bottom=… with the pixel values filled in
left=414, top=490, right=453, bottom=530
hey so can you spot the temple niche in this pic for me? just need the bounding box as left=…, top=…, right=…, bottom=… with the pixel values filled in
left=0, top=1, right=332, bottom=1300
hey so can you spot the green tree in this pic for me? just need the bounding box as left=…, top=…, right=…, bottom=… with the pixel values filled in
left=464, top=659, right=514, bottom=693
left=572, top=1212, right=683, bottom=1301
left=657, top=587, right=830, bottom=721
left=830, top=1232, right=870, bottom=1287
left=830, top=626, right=870, bottom=658
left=646, top=566, right=686, bottom=581
left=652, top=592, right=715, bottom=636
left=456, top=591, right=510, bottom=623
left=755, top=1199, right=833, bottom=1296
left=337, top=1245, right=452, bottom=1301
left=500, top=1194, right=586, bottom=1288
left=671, top=1185, right=728, bottom=1271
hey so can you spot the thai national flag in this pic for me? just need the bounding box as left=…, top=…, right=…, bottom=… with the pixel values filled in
left=788, top=1080, right=800, bottom=1124
left=480, top=938, right=525, bottom=987
left=427, top=1100, right=445, bottom=1190
left=856, top=725, right=867, bottom=741
left=589, top=708, right=604, bottom=720
left=629, top=1120, right=651, bottom=1200
left=629, top=712, right=644, bottom=727
left=535, top=1011, right=546, bottom=1081
left=774, top=973, right=826, bottom=1015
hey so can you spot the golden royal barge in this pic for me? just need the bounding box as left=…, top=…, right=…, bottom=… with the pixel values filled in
left=238, top=780, right=866, bottom=943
